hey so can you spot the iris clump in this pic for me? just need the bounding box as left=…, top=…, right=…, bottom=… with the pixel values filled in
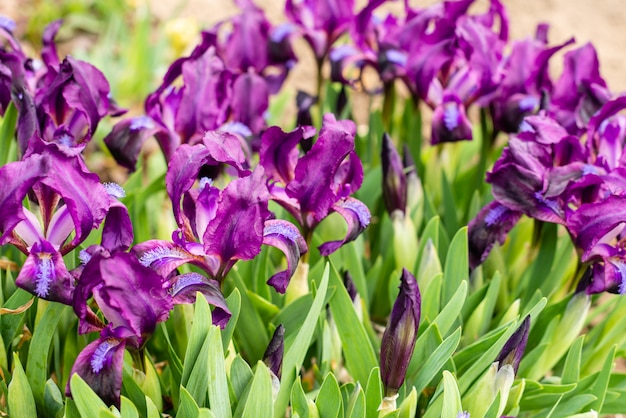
left=0, top=1, right=625, bottom=417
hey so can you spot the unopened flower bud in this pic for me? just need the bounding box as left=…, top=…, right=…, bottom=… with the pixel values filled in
left=380, top=268, right=421, bottom=397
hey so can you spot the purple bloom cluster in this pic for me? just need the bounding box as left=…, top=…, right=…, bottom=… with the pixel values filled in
left=1, top=10, right=373, bottom=407
left=470, top=96, right=626, bottom=295
left=105, top=1, right=297, bottom=170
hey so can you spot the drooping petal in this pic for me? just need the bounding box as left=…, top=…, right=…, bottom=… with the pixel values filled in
left=15, top=240, right=74, bottom=305
left=75, top=252, right=172, bottom=346
left=262, top=220, right=308, bottom=293
left=431, top=94, right=473, bottom=144
left=168, top=272, right=231, bottom=328
left=468, top=201, right=523, bottom=270
left=101, top=199, right=134, bottom=253
left=133, top=240, right=206, bottom=278
left=567, top=195, right=626, bottom=260
left=103, top=116, right=160, bottom=172
left=318, top=197, right=371, bottom=256
left=66, top=337, right=127, bottom=408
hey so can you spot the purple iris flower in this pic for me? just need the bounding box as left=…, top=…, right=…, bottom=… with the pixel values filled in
left=3, top=20, right=124, bottom=156
left=133, top=135, right=307, bottom=293
left=401, top=0, right=508, bottom=143
left=285, top=0, right=355, bottom=62
left=212, top=0, right=296, bottom=93
left=490, top=24, right=574, bottom=133
left=67, top=249, right=229, bottom=407
left=329, top=1, right=408, bottom=89
left=548, top=43, right=610, bottom=135
left=259, top=113, right=370, bottom=255
left=0, top=144, right=132, bottom=305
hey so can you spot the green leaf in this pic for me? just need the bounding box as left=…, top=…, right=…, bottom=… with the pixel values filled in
left=26, top=301, right=65, bottom=410
left=327, top=263, right=378, bottom=384
left=421, top=272, right=442, bottom=322
left=442, top=227, right=468, bottom=306
left=222, top=288, right=241, bottom=352
left=275, top=264, right=330, bottom=418
left=345, top=383, right=366, bottom=418
left=412, top=327, right=461, bottom=396
left=121, top=396, right=140, bottom=418
left=206, top=326, right=231, bottom=418
left=43, top=378, right=63, bottom=417
left=182, top=295, right=212, bottom=406
left=397, top=387, right=417, bottom=418
left=365, top=367, right=382, bottom=418
left=181, top=293, right=212, bottom=386
left=0, top=289, right=32, bottom=350
left=441, top=371, right=463, bottom=418
left=291, top=378, right=310, bottom=418
left=562, top=335, right=585, bottom=385
left=462, top=273, right=500, bottom=345
left=146, top=395, right=161, bottom=418
left=238, top=362, right=273, bottom=418
left=8, top=353, right=37, bottom=418
left=178, top=386, right=201, bottom=418
left=229, top=270, right=269, bottom=362
left=589, top=345, right=616, bottom=411
left=433, top=280, right=468, bottom=338
left=315, top=373, right=342, bottom=418
left=0, top=102, right=18, bottom=164
left=230, top=355, right=254, bottom=402
left=69, top=374, right=116, bottom=418
left=457, top=320, right=518, bottom=394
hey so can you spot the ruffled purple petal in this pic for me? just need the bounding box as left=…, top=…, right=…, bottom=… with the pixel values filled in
left=259, top=126, right=305, bottom=184
left=567, top=195, right=626, bottom=260
left=286, top=114, right=356, bottom=225
left=168, top=272, right=231, bottom=328
left=318, top=197, right=371, bottom=256
left=262, top=220, right=308, bottom=293
left=0, top=154, right=49, bottom=245
left=431, top=94, right=473, bottom=144
left=133, top=240, right=205, bottom=277
left=202, top=168, right=271, bottom=278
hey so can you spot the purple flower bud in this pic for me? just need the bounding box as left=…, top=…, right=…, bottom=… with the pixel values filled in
left=263, top=324, right=285, bottom=379
left=380, top=268, right=421, bottom=396
left=496, top=316, right=530, bottom=374
left=381, top=133, right=407, bottom=216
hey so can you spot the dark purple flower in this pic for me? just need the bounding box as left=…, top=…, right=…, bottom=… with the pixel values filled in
left=263, top=324, right=285, bottom=379
left=468, top=201, right=522, bottom=270
left=431, top=93, right=474, bottom=144
left=259, top=114, right=370, bottom=254
left=0, top=146, right=126, bottom=304
left=134, top=139, right=306, bottom=293
left=496, top=316, right=530, bottom=373
left=68, top=250, right=229, bottom=406
left=286, top=0, right=355, bottom=61
left=381, top=133, right=407, bottom=216
left=380, top=268, right=421, bottom=396
left=490, top=24, right=574, bottom=133
left=549, top=43, right=609, bottom=134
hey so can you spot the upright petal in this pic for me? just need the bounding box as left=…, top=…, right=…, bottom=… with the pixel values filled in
left=0, top=154, right=49, bottom=244
left=202, top=169, right=271, bottom=279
